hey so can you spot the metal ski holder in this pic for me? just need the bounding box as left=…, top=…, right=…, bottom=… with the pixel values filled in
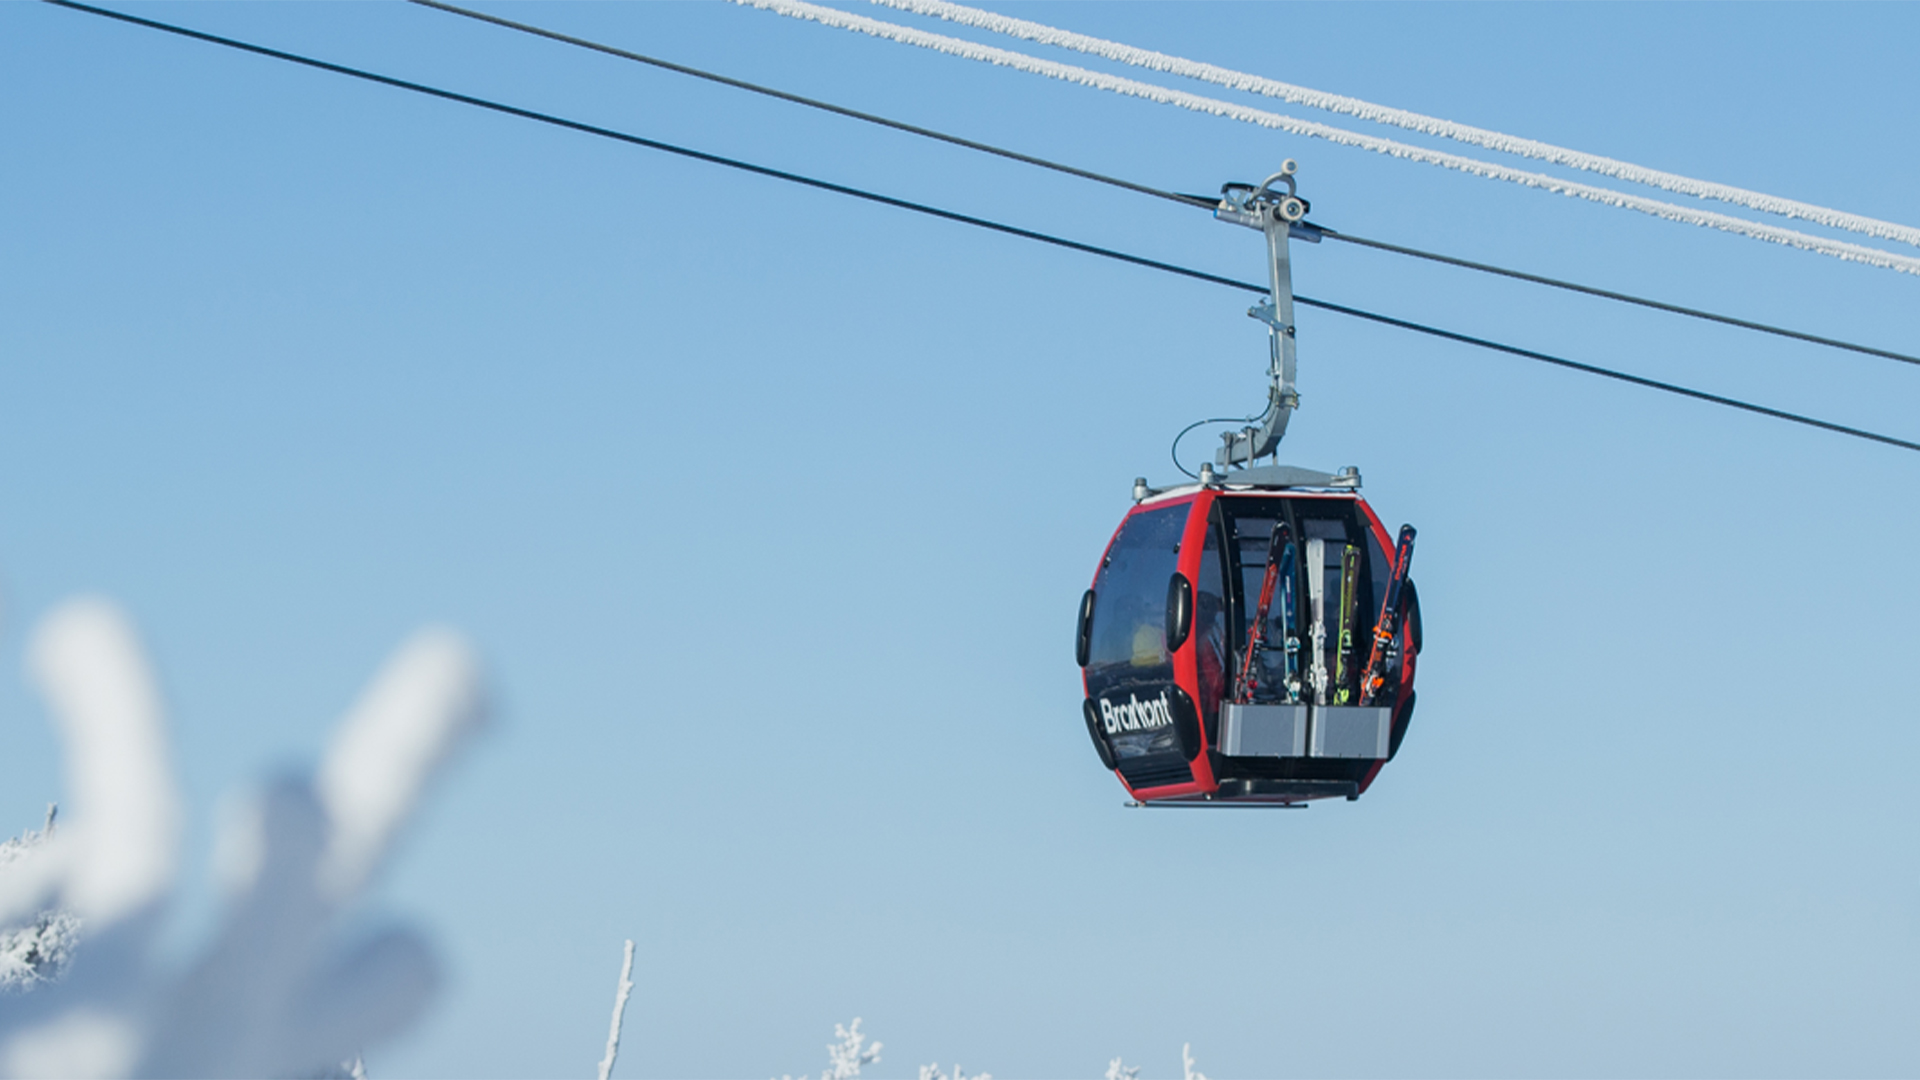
left=1212, top=161, right=1320, bottom=470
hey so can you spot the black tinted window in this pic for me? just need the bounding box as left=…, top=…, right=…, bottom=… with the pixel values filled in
left=1084, top=503, right=1189, bottom=701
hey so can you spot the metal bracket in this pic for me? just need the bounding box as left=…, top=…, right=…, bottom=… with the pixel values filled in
left=1213, top=161, right=1310, bottom=471
left=1209, top=464, right=1361, bottom=490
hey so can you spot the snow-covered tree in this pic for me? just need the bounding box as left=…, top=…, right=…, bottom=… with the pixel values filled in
left=0, top=812, right=78, bottom=994
left=826, top=1018, right=882, bottom=1080
left=0, top=597, right=485, bottom=1077
left=1102, top=1045, right=1203, bottom=1080
left=918, top=1062, right=990, bottom=1080
left=779, top=1017, right=882, bottom=1080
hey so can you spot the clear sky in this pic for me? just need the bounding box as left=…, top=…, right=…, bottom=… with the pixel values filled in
left=3, top=2, right=1918, bottom=1077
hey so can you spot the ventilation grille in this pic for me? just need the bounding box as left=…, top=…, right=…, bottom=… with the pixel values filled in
left=1118, top=756, right=1193, bottom=791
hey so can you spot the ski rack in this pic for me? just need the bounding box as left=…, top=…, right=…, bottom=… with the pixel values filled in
left=1211, top=161, right=1324, bottom=471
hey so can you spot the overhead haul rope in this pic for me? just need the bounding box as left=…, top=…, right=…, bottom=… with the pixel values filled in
left=732, top=0, right=1920, bottom=277
left=410, top=0, right=1920, bottom=369
left=42, top=0, right=1920, bottom=456
left=403, top=0, right=1206, bottom=211
left=1321, top=233, right=1920, bottom=367
left=876, top=0, right=1920, bottom=251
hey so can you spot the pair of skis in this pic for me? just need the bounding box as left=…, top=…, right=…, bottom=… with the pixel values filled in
left=1358, top=524, right=1417, bottom=706
left=1236, top=520, right=1416, bottom=708
left=1232, top=520, right=1298, bottom=704
left=1331, top=543, right=1363, bottom=704
left=1306, top=537, right=1366, bottom=706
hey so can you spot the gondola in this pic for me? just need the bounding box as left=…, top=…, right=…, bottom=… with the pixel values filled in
left=1075, top=164, right=1422, bottom=806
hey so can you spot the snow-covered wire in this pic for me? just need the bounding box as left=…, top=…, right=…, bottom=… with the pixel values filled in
left=873, top=0, right=1920, bottom=251
left=598, top=940, right=636, bottom=1080
left=42, top=1, right=1920, bottom=456
left=731, top=0, right=1920, bottom=277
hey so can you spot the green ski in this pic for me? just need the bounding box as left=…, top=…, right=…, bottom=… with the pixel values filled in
left=1332, top=543, right=1361, bottom=703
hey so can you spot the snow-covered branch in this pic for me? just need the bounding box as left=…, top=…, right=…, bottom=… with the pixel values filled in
left=0, top=597, right=487, bottom=1078
left=919, top=1062, right=990, bottom=1080
left=779, top=1017, right=882, bottom=1080
left=597, top=939, right=635, bottom=1080
left=1181, top=1043, right=1206, bottom=1080
left=0, top=810, right=78, bottom=995
left=826, top=1018, right=882, bottom=1080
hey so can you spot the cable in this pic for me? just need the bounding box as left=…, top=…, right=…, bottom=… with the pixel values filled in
left=36, top=2, right=1211, bottom=280
left=877, top=0, right=1920, bottom=251
left=1319, top=230, right=1920, bottom=368
left=733, top=0, right=1920, bottom=277
left=41, top=0, right=1920, bottom=457
left=1303, top=298, right=1920, bottom=454
left=409, top=0, right=1920, bottom=369
left=404, top=0, right=1210, bottom=211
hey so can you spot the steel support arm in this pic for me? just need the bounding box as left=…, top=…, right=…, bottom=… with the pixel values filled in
left=1213, top=165, right=1310, bottom=470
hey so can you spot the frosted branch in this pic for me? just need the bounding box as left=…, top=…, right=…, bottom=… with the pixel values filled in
left=0, top=598, right=487, bottom=1077
left=825, top=1018, right=882, bottom=1080
left=1182, top=1043, right=1206, bottom=1080
left=597, top=939, right=636, bottom=1080
left=920, top=1063, right=990, bottom=1080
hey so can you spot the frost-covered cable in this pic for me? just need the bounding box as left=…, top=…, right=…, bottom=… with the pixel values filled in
left=407, top=0, right=1207, bottom=209
left=733, top=0, right=1920, bottom=276
left=400, top=0, right=1918, bottom=365
left=873, top=0, right=1920, bottom=251
left=42, top=0, right=1920, bottom=454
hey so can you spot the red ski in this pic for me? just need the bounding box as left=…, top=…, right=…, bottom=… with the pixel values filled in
left=1357, top=524, right=1416, bottom=706
left=1233, top=520, right=1295, bottom=704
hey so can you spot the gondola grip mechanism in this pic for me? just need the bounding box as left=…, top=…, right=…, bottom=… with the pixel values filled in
left=1213, top=161, right=1312, bottom=471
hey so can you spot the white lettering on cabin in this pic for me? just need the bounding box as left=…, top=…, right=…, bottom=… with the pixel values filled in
left=1099, top=690, right=1174, bottom=735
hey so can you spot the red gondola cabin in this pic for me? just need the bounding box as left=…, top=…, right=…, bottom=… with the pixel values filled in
left=1075, top=468, right=1421, bottom=805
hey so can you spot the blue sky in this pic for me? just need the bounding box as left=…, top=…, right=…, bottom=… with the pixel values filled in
left=3, top=2, right=1918, bottom=1076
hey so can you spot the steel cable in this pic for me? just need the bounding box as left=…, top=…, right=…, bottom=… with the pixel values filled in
left=408, top=0, right=1920, bottom=369
left=41, top=0, right=1920, bottom=456
left=405, top=0, right=1211, bottom=211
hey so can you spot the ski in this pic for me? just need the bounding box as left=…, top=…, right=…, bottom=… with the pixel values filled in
left=1232, top=519, right=1294, bottom=704
left=1278, top=537, right=1301, bottom=700
left=1358, top=524, right=1417, bottom=706
left=1305, top=537, right=1328, bottom=705
left=1332, top=543, right=1361, bottom=704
